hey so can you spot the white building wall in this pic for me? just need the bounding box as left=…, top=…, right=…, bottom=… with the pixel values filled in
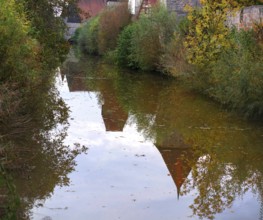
left=128, top=0, right=143, bottom=15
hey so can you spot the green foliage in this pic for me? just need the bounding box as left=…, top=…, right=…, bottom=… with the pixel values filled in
left=0, top=0, right=40, bottom=83
left=116, top=4, right=177, bottom=71
left=69, top=26, right=81, bottom=44
left=0, top=164, right=20, bottom=220
left=184, top=0, right=261, bottom=67
left=208, top=29, right=263, bottom=118
left=199, top=0, right=261, bottom=8
left=161, top=1, right=263, bottom=118
left=23, top=0, right=74, bottom=69
left=77, top=3, right=131, bottom=56
left=0, top=0, right=76, bottom=83
left=184, top=1, right=232, bottom=67
left=131, top=5, right=177, bottom=71
left=0, top=0, right=76, bottom=125
left=116, top=24, right=138, bottom=68
left=161, top=18, right=193, bottom=77
left=78, top=16, right=100, bottom=55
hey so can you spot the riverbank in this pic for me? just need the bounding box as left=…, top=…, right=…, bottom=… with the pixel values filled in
left=75, top=2, right=263, bottom=119
left=0, top=2, right=76, bottom=217
left=0, top=0, right=75, bottom=133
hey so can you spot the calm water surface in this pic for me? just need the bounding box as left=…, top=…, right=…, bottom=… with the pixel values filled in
left=3, top=53, right=263, bottom=220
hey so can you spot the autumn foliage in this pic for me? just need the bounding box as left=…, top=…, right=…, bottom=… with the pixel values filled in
left=98, top=2, right=131, bottom=55
left=78, top=2, right=131, bottom=56
left=76, top=0, right=263, bottom=118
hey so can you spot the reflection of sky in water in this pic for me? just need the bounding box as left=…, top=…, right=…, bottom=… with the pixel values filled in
left=31, top=76, right=260, bottom=220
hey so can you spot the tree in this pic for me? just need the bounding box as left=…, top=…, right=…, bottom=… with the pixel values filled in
left=184, top=0, right=261, bottom=67
left=98, top=2, right=131, bottom=55
left=184, top=1, right=231, bottom=66
left=0, top=0, right=77, bottom=127
left=22, top=0, right=78, bottom=70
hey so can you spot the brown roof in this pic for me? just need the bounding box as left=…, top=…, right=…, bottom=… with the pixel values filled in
left=78, top=0, right=106, bottom=17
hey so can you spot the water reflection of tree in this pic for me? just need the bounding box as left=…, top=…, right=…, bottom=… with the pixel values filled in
left=184, top=142, right=263, bottom=219
left=0, top=83, right=86, bottom=219
left=113, top=71, right=263, bottom=219
left=62, top=55, right=263, bottom=219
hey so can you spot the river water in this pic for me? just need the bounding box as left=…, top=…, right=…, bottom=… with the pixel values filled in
left=2, top=53, right=263, bottom=220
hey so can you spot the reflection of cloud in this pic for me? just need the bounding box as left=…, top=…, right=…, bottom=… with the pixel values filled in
left=31, top=83, right=192, bottom=220
left=101, top=102, right=128, bottom=132
left=33, top=75, right=261, bottom=220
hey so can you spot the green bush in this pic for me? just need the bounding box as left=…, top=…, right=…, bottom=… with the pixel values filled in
left=208, top=29, right=263, bottom=118
left=116, top=24, right=138, bottom=68
left=0, top=0, right=73, bottom=124
left=78, top=16, right=100, bottom=55
left=116, top=4, right=176, bottom=71
left=161, top=17, right=193, bottom=77
left=23, top=0, right=72, bottom=69
left=0, top=0, right=40, bottom=83
left=77, top=2, right=131, bottom=56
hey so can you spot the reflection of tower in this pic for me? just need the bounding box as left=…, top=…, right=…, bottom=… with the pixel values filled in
left=61, top=55, right=128, bottom=131
left=100, top=81, right=128, bottom=132
left=61, top=61, right=88, bottom=92
left=155, top=132, right=194, bottom=199
left=66, top=73, right=90, bottom=92
left=61, top=58, right=96, bottom=92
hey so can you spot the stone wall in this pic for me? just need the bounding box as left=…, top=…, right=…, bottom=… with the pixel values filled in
left=227, top=5, right=263, bottom=30
left=165, top=0, right=200, bottom=16
left=64, top=21, right=81, bottom=40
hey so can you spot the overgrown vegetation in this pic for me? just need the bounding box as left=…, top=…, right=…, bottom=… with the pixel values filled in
left=172, top=0, right=263, bottom=118
left=208, top=29, right=263, bottom=117
left=0, top=0, right=75, bottom=126
left=78, top=16, right=100, bottom=55
left=98, top=2, right=131, bottom=55
left=0, top=1, right=83, bottom=218
left=76, top=1, right=263, bottom=119
left=77, top=2, right=131, bottom=56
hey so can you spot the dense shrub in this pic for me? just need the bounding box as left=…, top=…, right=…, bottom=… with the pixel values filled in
left=161, top=1, right=263, bottom=118
left=161, top=18, right=193, bottom=77
left=77, top=2, right=131, bottom=56
left=23, top=0, right=72, bottom=69
left=0, top=0, right=40, bottom=83
left=78, top=16, right=100, bottom=55
left=116, top=4, right=176, bottom=71
left=208, top=29, right=263, bottom=118
left=183, top=2, right=232, bottom=67
left=116, top=24, right=138, bottom=68
left=98, top=2, right=131, bottom=55
left=0, top=0, right=74, bottom=125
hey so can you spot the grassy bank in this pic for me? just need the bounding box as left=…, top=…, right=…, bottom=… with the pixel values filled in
left=75, top=1, right=263, bottom=119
